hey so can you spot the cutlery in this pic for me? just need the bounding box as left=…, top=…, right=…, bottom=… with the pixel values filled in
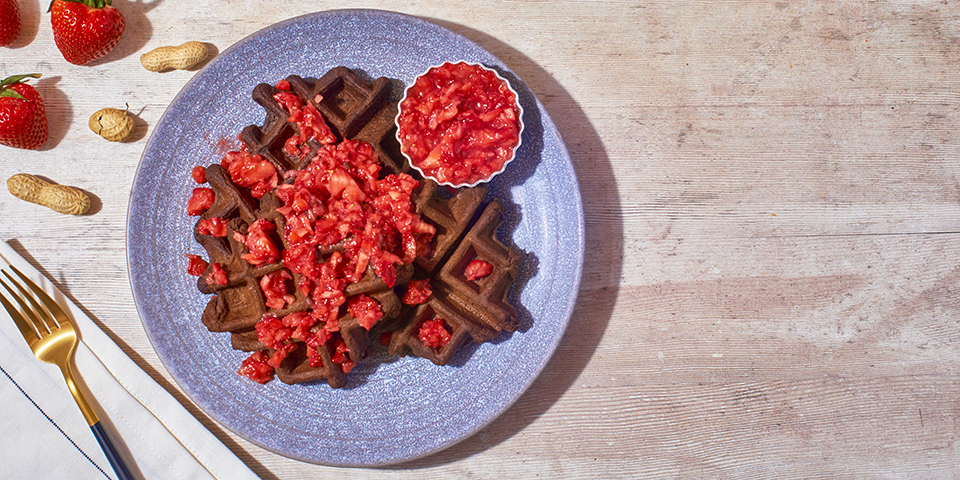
left=0, top=264, right=135, bottom=480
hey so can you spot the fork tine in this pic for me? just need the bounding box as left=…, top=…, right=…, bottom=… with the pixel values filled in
left=0, top=269, right=53, bottom=335
left=8, top=265, right=70, bottom=327
left=0, top=275, right=40, bottom=345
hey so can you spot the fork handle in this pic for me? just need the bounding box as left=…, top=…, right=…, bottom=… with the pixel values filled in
left=62, top=364, right=136, bottom=480
left=91, top=421, right=137, bottom=480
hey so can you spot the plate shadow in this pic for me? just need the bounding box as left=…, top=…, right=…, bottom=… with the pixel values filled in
left=382, top=18, right=622, bottom=469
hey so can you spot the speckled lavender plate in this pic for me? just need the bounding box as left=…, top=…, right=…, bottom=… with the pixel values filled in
left=128, top=9, right=583, bottom=467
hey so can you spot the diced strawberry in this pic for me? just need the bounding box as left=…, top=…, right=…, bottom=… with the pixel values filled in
left=266, top=343, right=295, bottom=368
left=196, top=217, right=228, bottom=237
left=282, top=135, right=302, bottom=158
left=186, top=187, right=214, bottom=215
left=206, top=262, right=228, bottom=286
left=331, top=338, right=354, bottom=373
left=241, top=219, right=280, bottom=265
left=349, top=294, right=383, bottom=330
left=255, top=314, right=292, bottom=350
left=402, top=279, right=432, bottom=305
left=260, top=270, right=293, bottom=310
left=191, top=165, right=206, bottom=183
left=419, top=318, right=451, bottom=349
left=282, top=243, right=317, bottom=278
left=303, top=325, right=331, bottom=349
left=327, top=167, right=356, bottom=198
left=238, top=351, right=274, bottom=384
left=301, top=103, right=336, bottom=145
left=273, top=90, right=302, bottom=112
left=371, top=257, right=397, bottom=288
left=332, top=348, right=349, bottom=365
left=184, top=254, right=208, bottom=276
left=306, top=345, right=323, bottom=368
left=465, top=259, right=493, bottom=281
left=220, top=149, right=278, bottom=198
left=186, top=81, right=454, bottom=386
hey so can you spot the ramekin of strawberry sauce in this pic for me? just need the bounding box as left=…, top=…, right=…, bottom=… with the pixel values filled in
left=396, top=61, right=523, bottom=187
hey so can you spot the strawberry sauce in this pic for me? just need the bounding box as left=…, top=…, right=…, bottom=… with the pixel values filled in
left=397, top=61, right=522, bottom=186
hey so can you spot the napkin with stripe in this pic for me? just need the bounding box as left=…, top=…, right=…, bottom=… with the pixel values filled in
left=0, top=241, right=259, bottom=480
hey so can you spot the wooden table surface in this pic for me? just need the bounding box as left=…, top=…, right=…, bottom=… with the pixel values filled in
left=3, top=1, right=959, bottom=478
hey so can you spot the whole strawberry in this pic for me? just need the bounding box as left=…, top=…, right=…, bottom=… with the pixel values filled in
left=0, top=74, right=48, bottom=150
left=49, top=0, right=125, bottom=65
left=0, top=0, right=20, bottom=47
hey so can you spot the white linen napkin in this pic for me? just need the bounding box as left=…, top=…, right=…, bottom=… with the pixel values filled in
left=0, top=240, right=260, bottom=480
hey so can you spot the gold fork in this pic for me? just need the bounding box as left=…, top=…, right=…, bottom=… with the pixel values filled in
left=0, top=264, right=135, bottom=480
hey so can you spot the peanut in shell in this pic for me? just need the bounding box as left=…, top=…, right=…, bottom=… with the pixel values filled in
left=89, top=106, right=134, bottom=142
left=7, top=173, right=91, bottom=215
left=140, top=41, right=208, bottom=72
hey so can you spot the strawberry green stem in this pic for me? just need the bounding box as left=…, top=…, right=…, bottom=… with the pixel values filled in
left=48, top=0, right=111, bottom=12
left=0, top=74, right=41, bottom=100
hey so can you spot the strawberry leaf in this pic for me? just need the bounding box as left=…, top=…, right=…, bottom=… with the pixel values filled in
left=0, top=74, right=40, bottom=99
left=0, top=73, right=41, bottom=87
left=48, top=0, right=111, bottom=12
left=0, top=90, right=26, bottom=100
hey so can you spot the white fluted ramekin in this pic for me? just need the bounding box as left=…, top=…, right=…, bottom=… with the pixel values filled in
left=395, top=61, right=524, bottom=188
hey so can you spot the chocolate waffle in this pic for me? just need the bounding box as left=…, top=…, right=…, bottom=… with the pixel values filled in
left=189, top=66, right=523, bottom=388
left=196, top=180, right=413, bottom=387
left=195, top=164, right=288, bottom=333
left=191, top=68, right=419, bottom=387
left=230, top=287, right=404, bottom=388
left=239, top=67, right=405, bottom=176
left=196, top=163, right=257, bottom=227
left=388, top=199, right=520, bottom=365
left=412, top=181, right=487, bottom=273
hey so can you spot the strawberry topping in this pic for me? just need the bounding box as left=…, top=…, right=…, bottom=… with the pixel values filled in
left=186, top=187, right=214, bottom=216
left=465, top=259, right=493, bottom=281
left=419, top=318, right=452, bottom=349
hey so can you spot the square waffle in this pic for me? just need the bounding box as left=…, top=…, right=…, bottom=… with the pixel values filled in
left=239, top=67, right=404, bottom=176
left=387, top=199, right=520, bottom=365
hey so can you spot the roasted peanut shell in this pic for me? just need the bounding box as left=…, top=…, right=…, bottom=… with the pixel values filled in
left=7, top=173, right=91, bottom=215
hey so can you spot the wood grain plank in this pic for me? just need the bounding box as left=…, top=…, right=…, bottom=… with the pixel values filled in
left=4, top=0, right=960, bottom=478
